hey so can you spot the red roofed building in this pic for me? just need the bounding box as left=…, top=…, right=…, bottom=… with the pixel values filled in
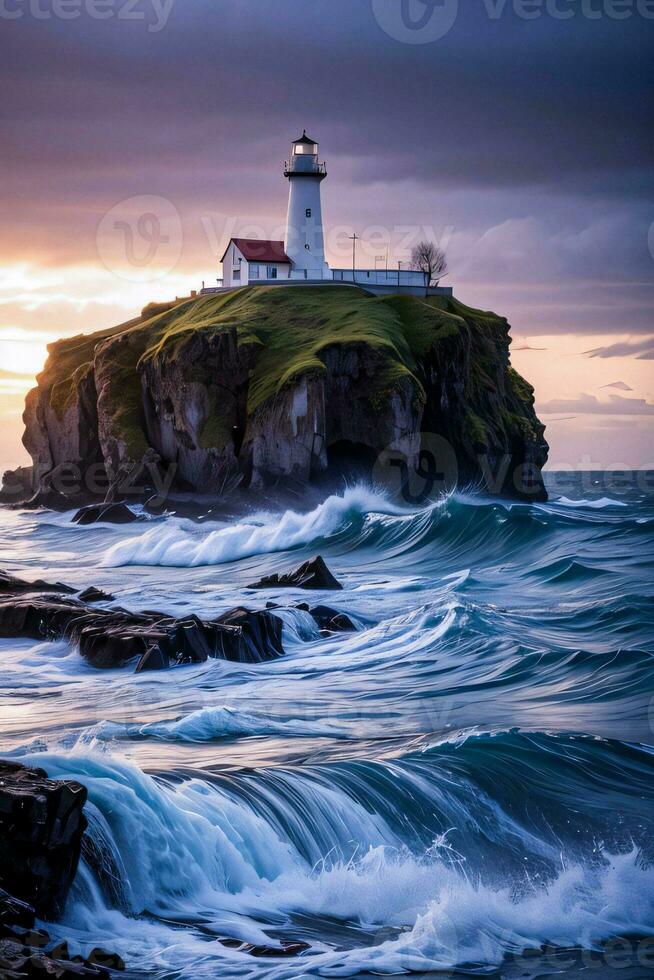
left=221, top=238, right=292, bottom=287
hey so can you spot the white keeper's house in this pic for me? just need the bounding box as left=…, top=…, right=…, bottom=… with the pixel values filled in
left=214, top=132, right=453, bottom=298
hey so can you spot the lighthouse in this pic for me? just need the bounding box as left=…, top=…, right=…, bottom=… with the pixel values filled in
left=284, top=131, right=329, bottom=278
left=217, top=130, right=449, bottom=294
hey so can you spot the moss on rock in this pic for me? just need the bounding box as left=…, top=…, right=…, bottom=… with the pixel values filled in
left=22, top=285, right=548, bottom=501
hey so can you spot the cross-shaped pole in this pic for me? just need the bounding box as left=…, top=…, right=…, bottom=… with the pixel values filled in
left=348, top=233, right=359, bottom=283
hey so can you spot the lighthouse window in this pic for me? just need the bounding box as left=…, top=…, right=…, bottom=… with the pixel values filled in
left=305, top=208, right=312, bottom=218
left=305, top=244, right=311, bottom=251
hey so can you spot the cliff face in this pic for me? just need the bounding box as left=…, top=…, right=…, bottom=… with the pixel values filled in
left=7, top=286, right=548, bottom=506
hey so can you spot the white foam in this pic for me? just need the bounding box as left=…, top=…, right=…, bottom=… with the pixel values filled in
left=101, top=486, right=415, bottom=568
left=89, top=705, right=346, bottom=742
left=22, top=749, right=654, bottom=979
left=554, top=496, right=628, bottom=509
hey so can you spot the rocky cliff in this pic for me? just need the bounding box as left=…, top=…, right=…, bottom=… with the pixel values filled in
left=5, top=286, right=549, bottom=506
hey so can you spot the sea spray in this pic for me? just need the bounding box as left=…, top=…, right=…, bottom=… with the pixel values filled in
left=18, top=736, right=654, bottom=978
left=101, top=486, right=421, bottom=568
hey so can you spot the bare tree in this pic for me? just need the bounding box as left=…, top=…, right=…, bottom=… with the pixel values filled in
left=410, top=241, right=448, bottom=296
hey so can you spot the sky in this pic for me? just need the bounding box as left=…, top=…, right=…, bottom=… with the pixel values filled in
left=0, top=0, right=652, bottom=471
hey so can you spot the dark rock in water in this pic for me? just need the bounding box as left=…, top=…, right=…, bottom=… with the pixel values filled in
left=0, top=570, right=75, bottom=596
left=0, top=937, right=112, bottom=977
left=248, top=940, right=311, bottom=958
left=0, top=770, right=124, bottom=977
left=248, top=556, right=342, bottom=591
left=0, top=889, right=35, bottom=934
left=0, top=465, right=34, bottom=505
left=143, top=492, right=167, bottom=516
left=0, top=580, right=286, bottom=672
left=219, top=936, right=310, bottom=958
left=216, top=607, right=285, bottom=662
left=309, top=605, right=357, bottom=633
left=156, top=615, right=213, bottom=665
left=22, top=463, right=102, bottom=512
left=87, top=947, right=126, bottom=971
left=72, top=502, right=140, bottom=525
left=77, top=587, right=114, bottom=603
left=135, top=645, right=171, bottom=673
left=49, top=939, right=69, bottom=958
left=0, top=761, right=87, bottom=919
left=0, top=595, right=94, bottom=644
left=77, top=622, right=160, bottom=669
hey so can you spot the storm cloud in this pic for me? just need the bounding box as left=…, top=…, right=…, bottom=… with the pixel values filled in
left=1, top=0, right=652, bottom=314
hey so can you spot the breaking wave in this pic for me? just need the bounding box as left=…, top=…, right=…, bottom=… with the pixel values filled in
left=19, top=731, right=654, bottom=978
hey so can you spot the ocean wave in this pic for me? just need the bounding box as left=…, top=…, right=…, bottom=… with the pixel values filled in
left=101, top=486, right=416, bottom=568
left=554, top=495, right=629, bottom=509
left=86, top=705, right=347, bottom=742
left=98, top=483, right=649, bottom=590
left=18, top=732, right=654, bottom=977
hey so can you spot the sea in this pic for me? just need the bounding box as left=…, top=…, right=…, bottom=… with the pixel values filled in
left=1, top=471, right=653, bottom=978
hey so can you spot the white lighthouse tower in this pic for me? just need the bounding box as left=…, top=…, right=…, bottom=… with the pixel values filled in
left=284, top=131, right=329, bottom=279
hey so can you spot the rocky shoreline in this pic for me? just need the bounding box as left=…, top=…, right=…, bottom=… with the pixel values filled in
left=0, top=557, right=351, bottom=675
left=1, top=287, right=549, bottom=511
left=0, top=761, right=123, bottom=979
left=0, top=556, right=356, bottom=976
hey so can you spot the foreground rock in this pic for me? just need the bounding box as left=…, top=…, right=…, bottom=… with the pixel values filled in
left=72, top=503, right=140, bottom=526
left=0, top=822, right=124, bottom=976
left=248, top=556, right=342, bottom=591
left=0, top=569, right=357, bottom=673
left=0, top=571, right=75, bottom=596
left=0, top=762, right=87, bottom=920
left=77, top=587, right=114, bottom=603
left=303, top=604, right=357, bottom=633
left=0, top=936, right=115, bottom=978
left=0, top=582, right=285, bottom=672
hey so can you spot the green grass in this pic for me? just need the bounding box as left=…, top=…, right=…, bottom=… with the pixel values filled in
left=35, top=286, right=520, bottom=456
left=508, top=366, right=536, bottom=407
left=43, top=314, right=143, bottom=419
left=136, top=286, right=449, bottom=411
left=463, top=410, right=489, bottom=447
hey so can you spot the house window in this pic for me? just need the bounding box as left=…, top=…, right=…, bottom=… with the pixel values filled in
left=233, top=269, right=241, bottom=282
left=267, top=266, right=278, bottom=279
left=249, top=265, right=260, bottom=279
left=305, top=208, right=312, bottom=218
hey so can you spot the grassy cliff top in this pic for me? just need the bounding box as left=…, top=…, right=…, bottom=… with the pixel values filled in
left=36, top=286, right=513, bottom=419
